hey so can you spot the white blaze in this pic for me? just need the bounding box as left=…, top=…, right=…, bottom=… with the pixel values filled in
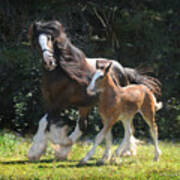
left=38, top=34, right=56, bottom=71
left=87, top=70, right=104, bottom=95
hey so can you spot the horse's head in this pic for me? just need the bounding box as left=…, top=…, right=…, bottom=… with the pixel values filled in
left=87, top=61, right=112, bottom=96
left=28, top=20, right=64, bottom=71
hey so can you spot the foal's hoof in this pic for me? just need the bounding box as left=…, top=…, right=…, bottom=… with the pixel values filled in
left=110, top=157, right=122, bottom=165
left=153, top=156, right=160, bottom=162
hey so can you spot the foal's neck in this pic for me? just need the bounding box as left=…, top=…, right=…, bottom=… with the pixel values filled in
left=100, top=74, right=121, bottom=98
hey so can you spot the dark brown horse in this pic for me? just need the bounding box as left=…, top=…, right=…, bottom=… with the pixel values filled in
left=27, top=20, right=161, bottom=161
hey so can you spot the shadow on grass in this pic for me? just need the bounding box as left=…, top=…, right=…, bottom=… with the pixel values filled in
left=0, top=159, right=109, bottom=168
left=0, top=159, right=77, bottom=165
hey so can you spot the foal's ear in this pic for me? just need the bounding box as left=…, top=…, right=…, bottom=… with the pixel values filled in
left=105, top=62, right=113, bottom=74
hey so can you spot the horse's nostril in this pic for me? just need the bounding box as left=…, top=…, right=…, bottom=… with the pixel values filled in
left=49, top=61, right=52, bottom=66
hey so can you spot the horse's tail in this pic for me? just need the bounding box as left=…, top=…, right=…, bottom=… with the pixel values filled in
left=124, top=67, right=162, bottom=97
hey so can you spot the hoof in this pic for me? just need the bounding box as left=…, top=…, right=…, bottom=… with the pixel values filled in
left=28, top=154, right=41, bottom=161
left=78, top=159, right=87, bottom=166
left=153, top=156, right=159, bottom=162
left=55, top=156, right=67, bottom=161
left=61, top=139, right=73, bottom=147
left=110, top=156, right=122, bottom=165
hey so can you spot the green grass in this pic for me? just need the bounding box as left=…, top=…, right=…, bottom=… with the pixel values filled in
left=0, top=132, right=179, bottom=180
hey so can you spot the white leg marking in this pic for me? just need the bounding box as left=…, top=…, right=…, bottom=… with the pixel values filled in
left=48, top=125, right=72, bottom=146
left=28, top=114, right=48, bottom=161
left=150, top=127, right=161, bottom=161
left=110, top=119, right=133, bottom=163
left=80, top=124, right=108, bottom=164
left=98, top=130, right=112, bottom=164
left=69, top=122, right=83, bottom=143
left=54, top=121, right=83, bottom=160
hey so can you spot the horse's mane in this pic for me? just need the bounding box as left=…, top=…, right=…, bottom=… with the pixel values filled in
left=124, top=67, right=162, bottom=97
left=29, top=20, right=93, bottom=85
left=54, top=38, right=92, bottom=85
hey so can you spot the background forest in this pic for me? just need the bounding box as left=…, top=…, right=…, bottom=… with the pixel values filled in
left=0, top=0, right=179, bottom=140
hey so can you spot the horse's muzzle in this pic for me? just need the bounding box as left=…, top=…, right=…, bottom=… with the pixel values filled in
left=43, top=58, right=57, bottom=71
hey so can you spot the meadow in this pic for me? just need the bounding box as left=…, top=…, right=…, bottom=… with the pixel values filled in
left=0, top=132, right=179, bottom=180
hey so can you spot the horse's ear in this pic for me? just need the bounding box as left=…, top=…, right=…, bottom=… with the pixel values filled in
left=96, top=60, right=106, bottom=69
left=105, top=62, right=112, bottom=74
left=59, top=23, right=63, bottom=33
left=96, top=61, right=100, bottom=69
left=27, top=23, right=34, bottom=41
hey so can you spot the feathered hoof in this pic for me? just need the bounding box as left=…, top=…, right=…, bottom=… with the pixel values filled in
left=28, top=154, right=41, bottom=161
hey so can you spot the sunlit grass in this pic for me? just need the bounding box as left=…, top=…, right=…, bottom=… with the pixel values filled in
left=0, top=132, right=179, bottom=180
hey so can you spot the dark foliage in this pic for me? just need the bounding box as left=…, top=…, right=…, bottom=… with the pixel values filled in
left=0, top=0, right=179, bottom=139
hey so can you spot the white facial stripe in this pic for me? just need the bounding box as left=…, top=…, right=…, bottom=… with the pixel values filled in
left=38, top=34, right=57, bottom=71
left=38, top=34, right=50, bottom=51
left=88, top=71, right=103, bottom=90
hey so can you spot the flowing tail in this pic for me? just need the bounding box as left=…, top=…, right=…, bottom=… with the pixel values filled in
left=124, top=67, right=162, bottom=97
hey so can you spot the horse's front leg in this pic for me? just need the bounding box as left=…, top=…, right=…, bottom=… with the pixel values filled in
left=54, top=107, right=91, bottom=160
left=28, top=114, right=48, bottom=161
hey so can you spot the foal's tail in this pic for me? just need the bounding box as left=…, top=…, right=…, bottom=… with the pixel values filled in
left=155, top=101, right=163, bottom=111
left=124, top=67, right=162, bottom=97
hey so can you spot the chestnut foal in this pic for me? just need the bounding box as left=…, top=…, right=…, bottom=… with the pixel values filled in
left=81, top=62, right=162, bottom=165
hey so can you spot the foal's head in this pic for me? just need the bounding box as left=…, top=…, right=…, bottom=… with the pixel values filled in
left=87, top=61, right=112, bottom=96
left=28, top=20, right=65, bottom=71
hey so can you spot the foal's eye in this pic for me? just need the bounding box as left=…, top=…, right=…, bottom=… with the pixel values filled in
left=47, top=35, right=51, bottom=41
left=98, top=75, right=104, bottom=80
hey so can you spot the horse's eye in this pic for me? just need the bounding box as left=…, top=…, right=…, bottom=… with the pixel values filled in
left=47, top=35, right=51, bottom=41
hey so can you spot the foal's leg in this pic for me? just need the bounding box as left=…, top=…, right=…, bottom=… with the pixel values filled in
left=140, top=103, right=161, bottom=161
left=97, top=130, right=112, bottom=165
left=54, top=107, right=90, bottom=160
left=110, top=118, right=133, bottom=164
left=28, top=114, right=48, bottom=161
left=121, top=119, right=137, bottom=156
left=79, top=122, right=112, bottom=165
left=143, top=115, right=161, bottom=161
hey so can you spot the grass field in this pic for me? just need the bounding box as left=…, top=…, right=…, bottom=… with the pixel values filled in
left=0, top=132, right=179, bottom=180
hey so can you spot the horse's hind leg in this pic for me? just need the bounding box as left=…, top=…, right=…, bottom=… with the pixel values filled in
left=97, top=130, right=112, bottom=165
left=121, top=120, right=137, bottom=157
left=141, top=107, right=161, bottom=161
left=28, top=114, right=48, bottom=161
left=110, top=117, right=134, bottom=164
